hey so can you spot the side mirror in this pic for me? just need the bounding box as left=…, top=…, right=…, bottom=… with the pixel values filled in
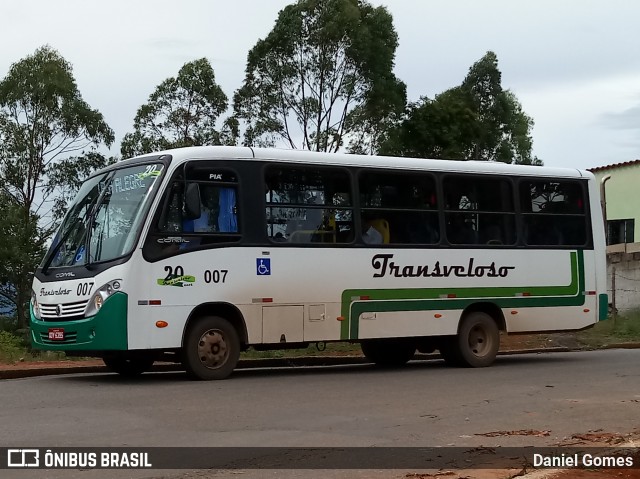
left=184, top=183, right=201, bottom=220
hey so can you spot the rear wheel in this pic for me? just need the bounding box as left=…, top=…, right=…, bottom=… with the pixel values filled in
left=361, top=339, right=415, bottom=367
left=443, top=312, right=500, bottom=367
left=183, top=316, right=240, bottom=380
left=103, top=354, right=154, bottom=377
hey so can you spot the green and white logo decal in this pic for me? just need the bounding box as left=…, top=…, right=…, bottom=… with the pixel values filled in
left=157, top=266, right=195, bottom=287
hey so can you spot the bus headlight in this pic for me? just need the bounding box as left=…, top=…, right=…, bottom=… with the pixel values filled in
left=84, top=279, right=122, bottom=317
left=31, top=291, right=41, bottom=320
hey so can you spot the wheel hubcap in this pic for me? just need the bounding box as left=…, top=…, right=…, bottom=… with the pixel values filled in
left=197, top=329, right=228, bottom=369
left=468, top=325, right=491, bottom=357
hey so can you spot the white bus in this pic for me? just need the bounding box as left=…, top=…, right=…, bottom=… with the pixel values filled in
left=30, top=146, right=608, bottom=379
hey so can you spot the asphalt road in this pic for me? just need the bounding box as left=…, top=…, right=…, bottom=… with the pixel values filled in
left=2, top=349, right=639, bottom=479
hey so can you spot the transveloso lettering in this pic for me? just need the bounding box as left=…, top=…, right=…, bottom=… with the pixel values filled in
left=40, top=287, right=72, bottom=296
left=371, top=254, right=515, bottom=279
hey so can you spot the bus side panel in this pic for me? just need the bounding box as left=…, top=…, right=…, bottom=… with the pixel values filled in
left=126, top=246, right=596, bottom=348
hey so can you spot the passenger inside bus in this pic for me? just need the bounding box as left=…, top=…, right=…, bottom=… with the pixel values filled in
left=362, top=218, right=387, bottom=244
left=183, top=186, right=238, bottom=234
left=446, top=214, right=478, bottom=244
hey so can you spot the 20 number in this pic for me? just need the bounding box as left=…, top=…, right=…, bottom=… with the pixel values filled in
left=164, top=265, right=184, bottom=280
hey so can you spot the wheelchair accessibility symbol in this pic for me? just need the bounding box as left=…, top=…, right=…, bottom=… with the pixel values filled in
left=256, top=258, right=271, bottom=276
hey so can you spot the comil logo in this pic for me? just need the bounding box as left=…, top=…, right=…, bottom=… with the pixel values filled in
left=8, top=449, right=40, bottom=467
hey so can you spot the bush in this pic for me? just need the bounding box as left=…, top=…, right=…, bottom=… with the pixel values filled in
left=0, top=315, right=17, bottom=332
left=0, top=330, right=26, bottom=362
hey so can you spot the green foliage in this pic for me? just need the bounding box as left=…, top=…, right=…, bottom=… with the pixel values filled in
left=233, top=0, right=406, bottom=153
left=0, top=46, right=114, bottom=212
left=0, top=193, right=46, bottom=329
left=120, top=58, right=236, bottom=158
left=381, top=51, right=541, bottom=165
left=0, top=330, right=27, bottom=362
left=0, top=46, right=114, bottom=329
left=576, top=311, right=640, bottom=347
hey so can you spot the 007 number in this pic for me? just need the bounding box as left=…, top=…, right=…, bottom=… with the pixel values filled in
left=204, top=270, right=228, bottom=284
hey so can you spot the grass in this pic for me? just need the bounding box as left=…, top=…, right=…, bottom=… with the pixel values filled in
left=575, top=311, right=640, bottom=348
left=0, top=330, right=66, bottom=364
left=0, top=331, right=27, bottom=363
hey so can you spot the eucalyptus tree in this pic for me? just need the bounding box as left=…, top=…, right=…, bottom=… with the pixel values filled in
left=233, top=0, right=406, bottom=154
left=121, top=58, right=237, bottom=158
left=0, top=45, right=114, bottom=328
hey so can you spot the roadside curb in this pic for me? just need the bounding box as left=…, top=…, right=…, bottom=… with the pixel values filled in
left=0, top=345, right=614, bottom=380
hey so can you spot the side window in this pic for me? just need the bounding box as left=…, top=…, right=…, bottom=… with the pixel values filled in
left=358, top=171, right=439, bottom=245
left=607, top=219, right=634, bottom=246
left=179, top=183, right=239, bottom=234
left=520, top=180, right=587, bottom=246
left=144, top=166, right=240, bottom=260
left=265, top=166, right=353, bottom=244
left=443, top=176, right=516, bottom=246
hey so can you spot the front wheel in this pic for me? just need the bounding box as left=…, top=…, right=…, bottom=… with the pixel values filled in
left=103, top=354, right=154, bottom=377
left=183, top=316, right=240, bottom=380
left=453, top=312, right=500, bottom=367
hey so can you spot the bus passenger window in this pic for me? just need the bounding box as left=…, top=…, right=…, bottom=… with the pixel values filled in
left=520, top=180, right=587, bottom=247
left=443, top=175, right=515, bottom=247
left=265, top=165, right=353, bottom=244
left=358, top=170, right=439, bottom=245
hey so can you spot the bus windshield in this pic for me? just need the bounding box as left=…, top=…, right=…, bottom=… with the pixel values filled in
left=44, top=163, right=164, bottom=269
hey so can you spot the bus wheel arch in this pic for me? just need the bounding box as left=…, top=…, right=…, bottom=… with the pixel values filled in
left=440, top=303, right=503, bottom=368
left=183, top=302, right=248, bottom=349
left=460, top=302, right=506, bottom=333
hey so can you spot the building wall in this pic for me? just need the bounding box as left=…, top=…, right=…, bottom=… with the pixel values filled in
left=607, top=245, right=640, bottom=313
left=592, top=163, right=640, bottom=242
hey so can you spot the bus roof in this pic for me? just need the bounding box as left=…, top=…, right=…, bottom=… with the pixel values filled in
left=123, top=145, right=590, bottom=180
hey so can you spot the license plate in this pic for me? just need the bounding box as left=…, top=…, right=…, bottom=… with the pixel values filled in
left=48, top=328, right=64, bottom=341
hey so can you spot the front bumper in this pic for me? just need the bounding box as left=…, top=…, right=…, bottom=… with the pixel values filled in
left=30, top=292, right=129, bottom=351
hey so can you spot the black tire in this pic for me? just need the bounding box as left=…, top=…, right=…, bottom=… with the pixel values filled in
left=183, top=316, right=240, bottom=380
left=453, top=312, right=500, bottom=367
left=103, top=355, right=154, bottom=377
left=361, top=339, right=415, bottom=368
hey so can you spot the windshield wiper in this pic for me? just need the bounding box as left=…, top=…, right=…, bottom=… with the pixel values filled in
left=84, top=172, right=116, bottom=268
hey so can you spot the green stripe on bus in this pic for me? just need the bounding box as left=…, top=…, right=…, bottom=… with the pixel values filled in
left=598, top=293, right=609, bottom=321
left=340, top=251, right=584, bottom=340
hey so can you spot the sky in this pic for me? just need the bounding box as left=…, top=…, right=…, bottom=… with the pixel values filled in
left=2, top=0, right=640, bottom=170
